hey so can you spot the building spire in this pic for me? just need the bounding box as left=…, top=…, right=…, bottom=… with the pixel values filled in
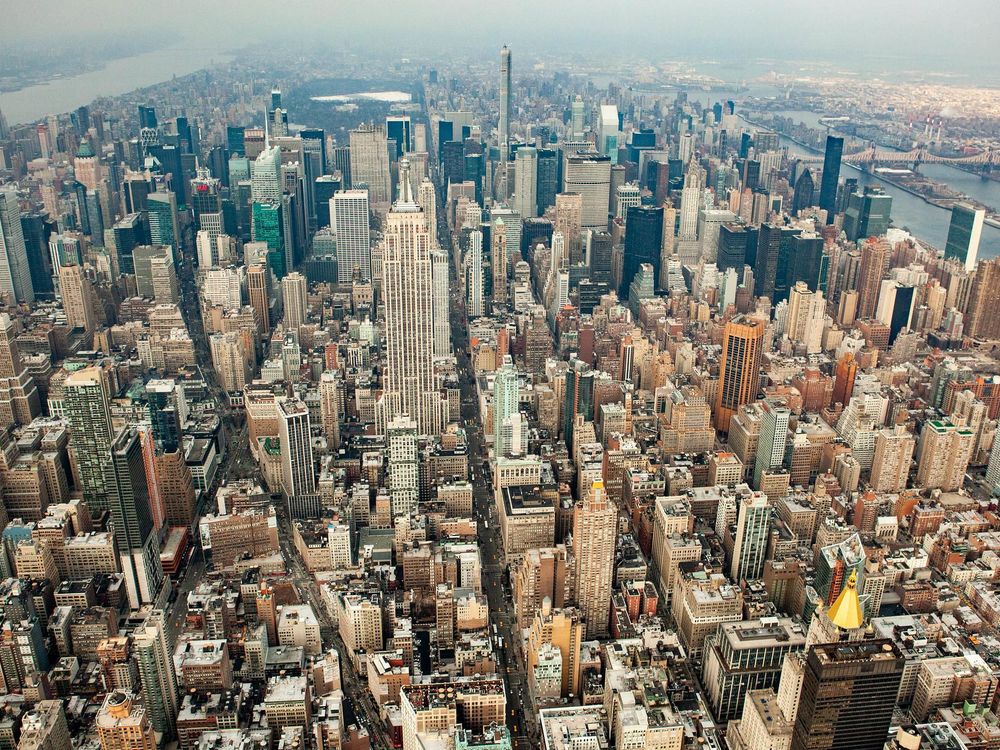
left=396, top=158, right=414, bottom=206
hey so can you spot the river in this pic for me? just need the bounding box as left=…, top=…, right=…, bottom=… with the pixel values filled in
left=0, top=45, right=235, bottom=126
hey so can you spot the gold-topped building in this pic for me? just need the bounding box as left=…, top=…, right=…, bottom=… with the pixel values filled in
left=806, top=570, right=867, bottom=647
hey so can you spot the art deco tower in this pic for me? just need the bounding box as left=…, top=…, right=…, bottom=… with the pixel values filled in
left=377, top=160, right=446, bottom=436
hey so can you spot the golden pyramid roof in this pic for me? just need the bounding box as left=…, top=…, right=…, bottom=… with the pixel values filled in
left=827, top=570, right=864, bottom=631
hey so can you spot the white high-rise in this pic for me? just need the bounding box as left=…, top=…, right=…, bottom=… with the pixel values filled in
left=377, top=160, right=447, bottom=436
left=731, top=491, right=771, bottom=582
left=678, top=168, right=702, bottom=242
left=499, top=46, right=512, bottom=164
left=387, top=416, right=419, bottom=518
left=513, top=147, right=538, bottom=220
left=331, top=189, right=371, bottom=283
left=467, top=230, right=484, bottom=317
left=753, top=399, right=790, bottom=489
left=431, top=248, right=450, bottom=358
left=277, top=396, right=315, bottom=497
left=251, top=145, right=282, bottom=203
left=563, top=153, right=611, bottom=230
left=282, top=272, right=307, bottom=332
left=0, top=187, right=33, bottom=304
left=417, top=179, right=437, bottom=246
left=598, top=105, right=619, bottom=163
left=349, top=124, right=391, bottom=209
left=493, top=356, right=519, bottom=457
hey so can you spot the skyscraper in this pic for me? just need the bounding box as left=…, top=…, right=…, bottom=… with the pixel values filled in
left=731, top=491, right=771, bottom=582
left=331, top=189, right=371, bottom=283
left=105, top=428, right=164, bottom=608
left=842, top=187, right=892, bottom=242
left=791, top=640, right=904, bottom=750
left=573, top=480, right=616, bottom=639
left=597, top=105, right=619, bottom=163
left=349, top=124, right=391, bottom=209
left=715, top=316, right=766, bottom=433
left=387, top=416, right=419, bottom=518
left=467, top=230, right=484, bottom=317
left=944, top=202, right=986, bottom=272
left=282, top=272, right=307, bottom=332
left=277, top=396, right=315, bottom=498
left=493, top=356, right=519, bottom=458
left=620, top=205, right=663, bottom=298
left=818, top=135, right=843, bottom=223
left=133, top=611, right=179, bottom=742
left=431, top=248, right=450, bottom=358
left=563, top=153, right=611, bottom=230
left=491, top=217, right=509, bottom=306
left=246, top=263, right=271, bottom=337
left=513, top=146, right=538, bottom=220
left=0, top=187, right=33, bottom=304
left=753, top=399, right=790, bottom=489
left=251, top=145, right=283, bottom=203
left=871, top=425, right=915, bottom=493
left=499, top=46, right=512, bottom=168
left=64, top=367, right=114, bottom=512
left=377, top=160, right=446, bottom=436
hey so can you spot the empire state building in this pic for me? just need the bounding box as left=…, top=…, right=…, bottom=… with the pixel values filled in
left=377, top=159, right=447, bottom=436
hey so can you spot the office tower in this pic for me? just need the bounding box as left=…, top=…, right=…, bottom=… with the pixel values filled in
left=817, top=135, right=844, bottom=223
left=251, top=201, right=285, bottom=278
left=377, top=160, right=446, bottom=436
left=349, top=124, right=391, bottom=208
left=210, top=333, right=251, bottom=393
left=573, top=480, right=616, bottom=638
left=331, top=189, right=371, bottom=283
left=843, top=187, right=892, bottom=242
left=431, top=248, right=450, bottom=357
left=282, top=272, right=307, bottom=332
left=0, top=187, right=33, bottom=304
left=916, top=419, right=974, bottom=492
left=513, top=146, right=538, bottom=219
left=536, top=148, right=559, bottom=215
left=493, top=356, right=519, bottom=458
left=752, top=223, right=783, bottom=302
left=677, top=167, right=701, bottom=245
left=563, top=153, right=611, bottom=230
left=314, top=174, right=340, bottom=228
left=499, top=46, right=512, bottom=167
left=20, top=213, right=55, bottom=299
left=730, top=491, right=771, bottom=582
left=944, top=203, right=986, bottom=271
left=856, top=237, right=891, bottom=320
left=133, top=612, right=178, bottom=741
left=563, top=359, right=595, bottom=446
left=64, top=367, right=114, bottom=512
left=597, top=105, right=619, bottom=162
left=277, top=397, right=315, bottom=498
left=870, top=425, right=915, bottom=493
left=146, top=192, right=179, bottom=251
left=386, top=115, right=411, bottom=157
left=717, top=223, right=749, bottom=275
left=0, top=313, right=40, bottom=427
left=319, top=370, right=342, bottom=449
left=620, top=205, right=663, bottom=298
left=96, top=692, right=157, bottom=750
left=616, top=183, right=641, bottom=223
left=791, top=640, right=904, bottom=750
left=417, top=178, right=437, bottom=244
left=387, top=416, right=419, bottom=518
left=792, top=168, right=815, bottom=213
left=251, top=144, right=282, bottom=203
left=467, top=230, right=484, bottom=317
left=874, top=280, right=915, bottom=344
left=790, top=233, right=828, bottom=293
left=59, top=264, right=98, bottom=332
left=753, top=399, right=790, bottom=488
left=105, top=428, right=164, bottom=608
left=967, top=257, right=1000, bottom=339
left=831, top=352, right=857, bottom=406
left=491, top=216, right=509, bottom=305
left=246, top=263, right=271, bottom=336
left=715, top=316, right=765, bottom=433
left=587, top=229, right=613, bottom=286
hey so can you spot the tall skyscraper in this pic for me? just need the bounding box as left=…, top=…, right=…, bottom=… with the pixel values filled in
left=282, top=272, right=307, bottom=332
left=64, top=367, right=114, bottom=512
left=573, top=480, right=616, bottom=639
left=944, top=202, right=986, bottom=272
left=817, top=135, right=844, bottom=223
left=856, top=236, right=891, bottom=320
left=842, top=187, right=892, bottom=242
left=597, top=105, right=619, bottom=162
left=349, top=124, right=391, bottom=209
left=493, top=356, right=519, bottom=457
left=499, top=46, right=512, bottom=168
left=491, top=217, right=509, bottom=306
left=377, top=160, right=446, bottom=436
left=331, top=189, right=371, bottom=283
left=277, top=397, right=316, bottom=498
left=251, top=145, right=283, bottom=203
left=731, top=491, right=771, bottom=582
left=246, top=263, right=271, bottom=336
left=563, top=153, right=611, bottom=230
left=967, top=257, right=1000, bottom=340
left=133, top=611, right=179, bottom=741
left=871, top=425, right=915, bottom=493
left=753, top=399, right=790, bottom=489
left=0, top=187, right=33, bottom=304
left=620, top=205, right=663, bottom=297
left=513, top=146, right=538, bottom=220
left=0, top=312, right=40, bottom=427
left=916, top=419, right=975, bottom=492
left=715, top=316, right=766, bottom=433
left=791, top=640, right=904, bottom=750
left=431, top=248, right=450, bottom=358
left=467, top=230, right=484, bottom=317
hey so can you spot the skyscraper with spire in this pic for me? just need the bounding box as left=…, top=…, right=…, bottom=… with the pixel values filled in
left=496, top=46, right=512, bottom=199
left=377, top=160, right=447, bottom=436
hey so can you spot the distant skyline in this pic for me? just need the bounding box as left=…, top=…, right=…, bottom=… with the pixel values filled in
left=7, top=0, right=1000, bottom=84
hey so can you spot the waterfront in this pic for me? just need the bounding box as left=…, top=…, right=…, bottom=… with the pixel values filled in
left=0, top=45, right=235, bottom=126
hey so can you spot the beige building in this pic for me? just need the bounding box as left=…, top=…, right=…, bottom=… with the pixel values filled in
left=336, top=593, right=383, bottom=655
left=573, top=480, right=616, bottom=639
left=499, top=483, right=556, bottom=560
left=871, top=426, right=915, bottom=493
left=96, top=692, right=157, bottom=750
left=277, top=605, right=322, bottom=656
left=263, top=675, right=311, bottom=729
left=525, top=601, right=584, bottom=698
left=672, top=566, right=744, bottom=656
left=400, top=679, right=505, bottom=750
left=916, top=419, right=974, bottom=492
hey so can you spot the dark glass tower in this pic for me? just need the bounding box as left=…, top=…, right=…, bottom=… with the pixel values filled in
left=536, top=148, right=559, bottom=215
left=818, top=136, right=844, bottom=224
left=792, top=641, right=904, bottom=750
left=752, top=223, right=783, bottom=301
left=718, top=224, right=750, bottom=274
left=20, top=213, right=55, bottom=299
left=620, top=205, right=663, bottom=298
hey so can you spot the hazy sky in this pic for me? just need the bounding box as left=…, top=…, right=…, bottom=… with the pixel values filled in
left=7, top=0, right=1000, bottom=81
